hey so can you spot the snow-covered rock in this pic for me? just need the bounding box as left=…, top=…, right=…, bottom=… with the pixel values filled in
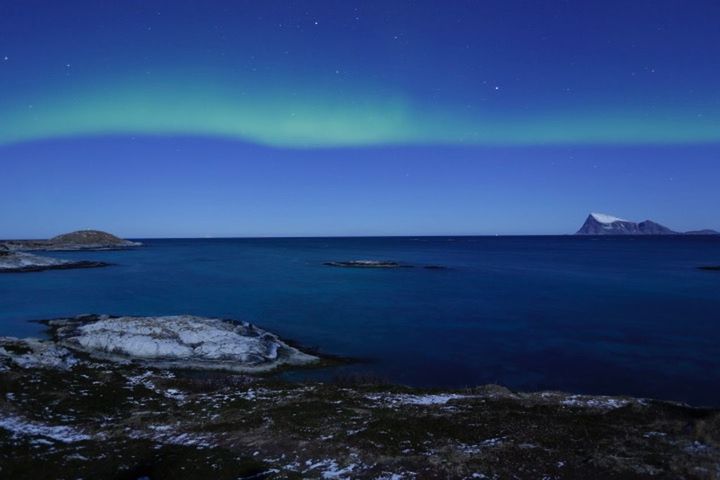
left=47, top=315, right=318, bottom=372
left=0, top=251, right=67, bottom=270
left=0, top=337, right=78, bottom=370
left=0, top=251, right=107, bottom=273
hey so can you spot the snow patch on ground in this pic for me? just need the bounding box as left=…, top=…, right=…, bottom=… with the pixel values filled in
left=366, top=393, right=469, bottom=406
left=559, top=395, right=630, bottom=410
left=0, top=415, right=91, bottom=443
left=0, top=338, right=78, bottom=370
left=125, top=370, right=187, bottom=402
left=304, top=459, right=357, bottom=479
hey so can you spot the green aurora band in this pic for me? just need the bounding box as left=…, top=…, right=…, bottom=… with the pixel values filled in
left=1, top=77, right=719, bottom=148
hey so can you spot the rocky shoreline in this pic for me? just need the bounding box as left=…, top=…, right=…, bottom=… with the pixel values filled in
left=0, top=230, right=137, bottom=273
left=0, top=249, right=110, bottom=273
left=0, top=315, right=718, bottom=479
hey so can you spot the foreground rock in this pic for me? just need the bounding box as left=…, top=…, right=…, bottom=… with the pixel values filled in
left=43, top=314, right=318, bottom=372
left=0, top=251, right=109, bottom=273
left=2, top=229, right=141, bottom=252
left=0, top=341, right=717, bottom=479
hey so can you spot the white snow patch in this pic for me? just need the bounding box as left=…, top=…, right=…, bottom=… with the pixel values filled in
left=129, top=428, right=215, bottom=448
left=458, top=437, right=506, bottom=454
left=560, top=395, right=629, bottom=410
left=0, top=338, right=78, bottom=370
left=305, top=459, right=357, bottom=479
left=591, top=213, right=627, bottom=224
left=0, top=415, right=91, bottom=443
left=367, top=393, right=468, bottom=406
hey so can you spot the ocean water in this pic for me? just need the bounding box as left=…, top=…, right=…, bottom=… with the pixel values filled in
left=1, top=236, right=719, bottom=406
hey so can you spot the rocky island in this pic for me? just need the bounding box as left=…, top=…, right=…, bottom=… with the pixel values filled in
left=324, top=260, right=446, bottom=269
left=324, top=260, right=410, bottom=268
left=0, top=230, right=139, bottom=273
left=576, top=213, right=719, bottom=236
left=0, top=314, right=718, bottom=479
left=2, top=229, right=141, bottom=252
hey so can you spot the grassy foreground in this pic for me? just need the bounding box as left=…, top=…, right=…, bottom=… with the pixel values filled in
left=1, top=357, right=718, bottom=480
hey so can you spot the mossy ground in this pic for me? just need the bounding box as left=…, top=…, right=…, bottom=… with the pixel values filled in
left=1, top=361, right=718, bottom=479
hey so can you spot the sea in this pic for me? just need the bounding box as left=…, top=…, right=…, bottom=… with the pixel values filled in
left=1, top=236, right=719, bottom=406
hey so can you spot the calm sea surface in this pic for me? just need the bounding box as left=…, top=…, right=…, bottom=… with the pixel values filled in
left=1, top=236, right=719, bottom=405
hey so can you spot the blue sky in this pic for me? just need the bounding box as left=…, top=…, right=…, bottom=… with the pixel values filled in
left=1, top=0, right=719, bottom=237
left=2, top=137, right=719, bottom=237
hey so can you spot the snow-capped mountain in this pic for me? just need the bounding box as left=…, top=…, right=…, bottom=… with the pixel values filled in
left=576, top=213, right=679, bottom=235
left=576, top=213, right=650, bottom=235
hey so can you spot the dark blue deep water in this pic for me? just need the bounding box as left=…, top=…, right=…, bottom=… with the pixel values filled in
left=1, top=236, right=719, bottom=405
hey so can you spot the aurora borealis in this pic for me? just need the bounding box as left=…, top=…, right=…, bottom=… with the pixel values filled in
left=2, top=0, right=719, bottom=147
left=1, top=0, right=719, bottom=236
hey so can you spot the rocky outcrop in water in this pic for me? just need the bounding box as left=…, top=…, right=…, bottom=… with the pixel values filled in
left=324, top=260, right=409, bottom=268
left=0, top=251, right=109, bottom=273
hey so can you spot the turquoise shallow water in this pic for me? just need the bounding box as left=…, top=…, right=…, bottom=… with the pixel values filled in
left=1, top=236, right=719, bottom=405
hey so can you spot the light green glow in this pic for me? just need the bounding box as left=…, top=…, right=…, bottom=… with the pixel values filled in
left=1, top=78, right=719, bottom=147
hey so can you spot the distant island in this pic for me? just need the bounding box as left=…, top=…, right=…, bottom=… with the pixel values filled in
left=576, top=213, right=719, bottom=236
left=0, top=230, right=139, bottom=273
left=2, top=229, right=141, bottom=251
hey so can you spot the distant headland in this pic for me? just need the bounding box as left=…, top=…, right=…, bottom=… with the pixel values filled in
left=576, top=213, right=720, bottom=236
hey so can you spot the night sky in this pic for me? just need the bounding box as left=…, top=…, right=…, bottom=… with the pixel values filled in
left=1, top=0, right=719, bottom=237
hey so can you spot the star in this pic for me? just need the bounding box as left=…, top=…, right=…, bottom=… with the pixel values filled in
left=494, top=86, right=500, bottom=90
left=3, top=56, right=7, bottom=61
